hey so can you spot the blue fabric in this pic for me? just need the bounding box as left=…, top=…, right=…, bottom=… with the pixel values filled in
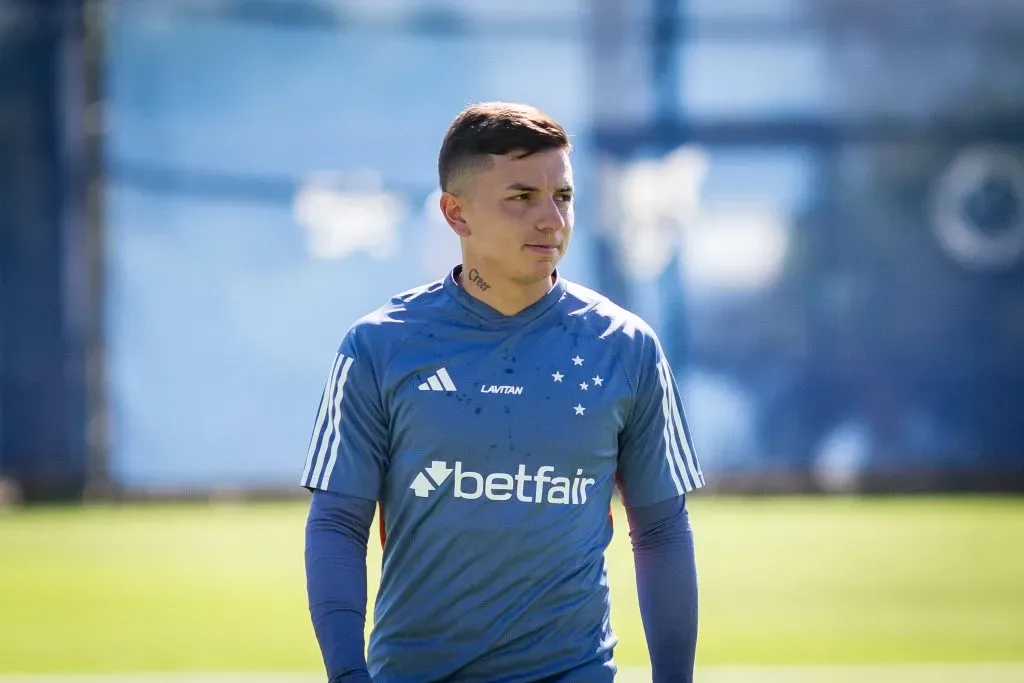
left=307, top=490, right=699, bottom=682
left=625, top=495, right=699, bottom=683
left=307, top=489, right=700, bottom=679
left=305, top=490, right=375, bottom=682
left=300, top=265, right=705, bottom=680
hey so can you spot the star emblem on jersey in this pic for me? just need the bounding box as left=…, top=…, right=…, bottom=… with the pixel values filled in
left=548, top=355, right=602, bottom=416
left=410, top=461, right=453, bottom=497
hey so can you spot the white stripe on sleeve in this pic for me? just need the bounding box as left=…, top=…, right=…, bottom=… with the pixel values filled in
left=660, top=356, right=705, bottom=491
left=316, top=355, right=355, bottom=489
left=655, top=358, right=686, bottom=496
left=301, top=353, right=343, bottom=486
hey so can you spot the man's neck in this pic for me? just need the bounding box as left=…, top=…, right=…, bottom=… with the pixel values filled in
left=457, top=265, right=555, bottom=317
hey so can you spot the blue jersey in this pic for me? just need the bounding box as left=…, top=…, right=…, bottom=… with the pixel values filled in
left=300, top=266, right=704, bottom=681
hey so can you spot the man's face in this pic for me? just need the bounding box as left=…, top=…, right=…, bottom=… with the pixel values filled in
left=453, top=148, right=574, bottom=285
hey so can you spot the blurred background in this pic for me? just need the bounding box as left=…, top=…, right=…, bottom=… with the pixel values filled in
left=1, top=0, right=1023, bottom=681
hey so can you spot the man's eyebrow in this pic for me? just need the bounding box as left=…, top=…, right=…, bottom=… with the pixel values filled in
left=504, top=183, right=574, bottom=192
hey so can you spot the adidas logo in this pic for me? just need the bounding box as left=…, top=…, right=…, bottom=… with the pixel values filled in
left=418, top=367, right=457, bottom=392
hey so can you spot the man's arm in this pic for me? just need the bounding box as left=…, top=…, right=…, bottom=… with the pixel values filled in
left=614, top=325, right=704, bottom=680
left=624, top=494, right=698, bottom=683
left=305, top=489, right=377, bottom=683
left=300, top=333, right=390, bottom=681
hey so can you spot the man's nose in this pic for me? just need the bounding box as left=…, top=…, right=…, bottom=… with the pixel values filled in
left=536, top=197, right=567, bottom=231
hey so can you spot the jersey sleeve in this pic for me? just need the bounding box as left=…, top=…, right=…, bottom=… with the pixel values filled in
left=616, top=329, right=705, bottom=507
left=300, top=330, right=389, bottom=500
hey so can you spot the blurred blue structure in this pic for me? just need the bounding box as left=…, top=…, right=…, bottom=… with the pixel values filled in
left=0, top=0, right=91, bottom=500
left=3, top=0, right=1024, bottom=499
left=101, top=0, right=602, bottom=490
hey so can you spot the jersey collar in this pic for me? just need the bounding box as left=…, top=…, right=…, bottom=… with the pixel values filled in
left=444, top=264, right=568, bottom=328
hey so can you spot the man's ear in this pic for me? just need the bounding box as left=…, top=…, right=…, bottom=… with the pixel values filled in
left=440, top=192, right=470, bottom=237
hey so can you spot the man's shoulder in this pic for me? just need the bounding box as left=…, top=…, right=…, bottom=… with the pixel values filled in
left=342, top=277, right=451, bottom=352
left=561, top=279, right=658, bottom=345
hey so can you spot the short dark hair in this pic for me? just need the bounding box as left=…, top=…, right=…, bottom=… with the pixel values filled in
left=438, top=102, right=571, bottom=192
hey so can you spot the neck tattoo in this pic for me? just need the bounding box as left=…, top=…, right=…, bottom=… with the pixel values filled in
left=465, top=268, right=491, bottom=292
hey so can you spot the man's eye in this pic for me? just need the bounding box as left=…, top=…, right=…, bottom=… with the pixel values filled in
left=557, top=194, right=573, bottom=203
left=510, top=194, right=530, bottom=201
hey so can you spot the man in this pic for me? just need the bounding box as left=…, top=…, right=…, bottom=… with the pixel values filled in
left=302, top=102, right=704, bottom=682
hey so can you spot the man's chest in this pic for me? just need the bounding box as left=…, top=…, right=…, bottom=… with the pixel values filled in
left=384, top=327, right=631, bottom=473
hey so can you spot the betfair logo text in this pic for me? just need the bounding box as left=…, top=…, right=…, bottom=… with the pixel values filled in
left=410, top=461, right=596, bottom=505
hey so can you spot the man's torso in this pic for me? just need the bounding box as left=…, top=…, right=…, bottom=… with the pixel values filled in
left=366, top=274, right=636, bottom=681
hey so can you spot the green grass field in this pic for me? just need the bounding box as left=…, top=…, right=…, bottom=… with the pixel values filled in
left=0, top=496, right=1022, bottom=678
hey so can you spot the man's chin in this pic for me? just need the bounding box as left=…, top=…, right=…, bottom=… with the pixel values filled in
left=516, top=262, right=558, bottom=285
